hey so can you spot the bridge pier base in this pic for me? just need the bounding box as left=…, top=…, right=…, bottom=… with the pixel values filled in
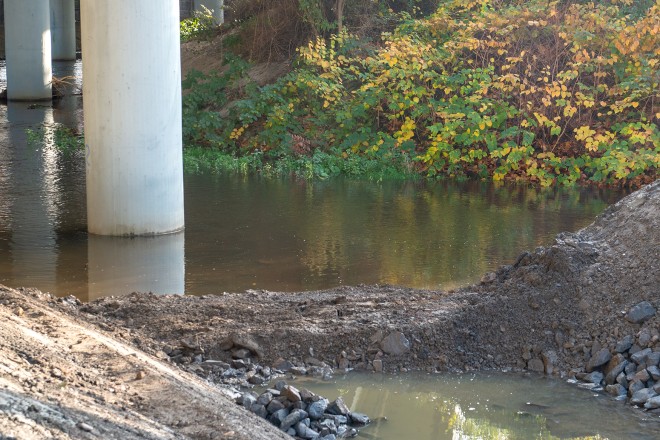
left=3, top=0, right=53, bottom=101
left=50, top=0, right=76, bottom=61
left=81, top=0, right=184, bottom=236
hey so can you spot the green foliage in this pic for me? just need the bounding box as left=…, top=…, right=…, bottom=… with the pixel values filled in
left=185, top=0, right=658, bottom=186
left=180, top=7, right=218, bottom=42
left=26, top=124, right=84, bottom=157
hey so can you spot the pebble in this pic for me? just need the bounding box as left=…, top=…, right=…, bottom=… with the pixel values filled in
left=380, top=332, right=411, bottom=356
left=625, top=301, right=656, bottom=324
left=76, top=422, right=94, bottom=432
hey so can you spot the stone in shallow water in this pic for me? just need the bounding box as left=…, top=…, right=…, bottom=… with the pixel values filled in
left=605, top=384, right=627, bottom=397
left=327, top=397, right=350, bottom=416
left=586, top=348, right=612, bottom=372
left=630, top=388, right=658, bottom=405
left=645, top=395, right=660, bottom=409
left=604, top=356, right=627, bottom=385
left=527, top=358, right=545, bottom=373
left=349, top=412, right=370, bottom=426
left=625, top=301, right=656, bottom=324
left=582, top=371, right=604, bottom=384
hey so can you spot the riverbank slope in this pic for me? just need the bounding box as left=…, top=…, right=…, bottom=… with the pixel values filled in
left=1, top=180, right=658, bottom=438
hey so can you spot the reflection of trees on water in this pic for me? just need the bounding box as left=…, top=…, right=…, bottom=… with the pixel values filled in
left=297, top=180, right=617, bottom=290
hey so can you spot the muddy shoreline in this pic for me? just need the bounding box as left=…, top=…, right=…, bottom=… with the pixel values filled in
left=1, top=180, right=659, bottom=438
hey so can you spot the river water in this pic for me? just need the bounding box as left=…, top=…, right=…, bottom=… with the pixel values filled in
left=1, top=60, right=656, bottom=439
left=293, top=372, right=660, bottom=439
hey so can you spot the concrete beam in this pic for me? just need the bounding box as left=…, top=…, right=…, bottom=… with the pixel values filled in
left=50, top=0, right=76, bottom=60
left=4, top=0, right=52, bottom=101
left=81, top=0, right=184, bottom=236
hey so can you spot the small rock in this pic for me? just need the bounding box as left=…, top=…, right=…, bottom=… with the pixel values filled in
left=295, top=422, right=319, bottom=439
left=238, top=392, right=258, bottom=407
left=282, top=385, right=302, bottom=402
left=604, top=355, right=627, bottom=385
left=586, top=348, right=611, bottom=373
left=373, top=359, right=383, bottom=373
left=541, top=351, right=558, bottom=375
left=250, top=403, right=268, bottom=419
left=135, top=370, right=145, bottom=380
left=644, top=395, right=660, bottom=409
left=647, top=352, right=660, bottom=367
left=647, top=365, right=660, bottom=381
left=307, top=399, right=328, bottom=420
left=269, top=408, right=290, bottom=426
left=248, top=374, right=265, bottom=385
left=630, top=388, right=658, bottom=405
left=628, top=380, right=646, bottom=396
left=605, top=384, right=627, bottom=397
left=256, top=392, right=273, bottom=406
left=380, top=332, right=411, bottom=356
left=280, top=409, right=308, bottom=431
left=76, top=422, right=93, bottom=432
left=615, top=335, right=634, bottom=353
left=582, top=371, right=604, bottom=385
left=267, top=399, right=286, bottom=413
left=625, top=301, right=656, bottom=324
left=527, top=358, right=545, bottom=373
left=349, top=412, right=370, bottom=426
left=327, top=397, right=350, bottom=416
left=273, top=359, right=294, bottom=372
left=232, top=348, right=252, bottom=360
left=631, top=348, right=653, bottom=365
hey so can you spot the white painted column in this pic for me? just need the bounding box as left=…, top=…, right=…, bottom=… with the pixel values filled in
left=81, top=0, right=184, bottom=236
left=50, top=0, right=77, bottom=60
left=195, top=0, right=224, bottom=24
left=4, top=0, right=52, bottom=101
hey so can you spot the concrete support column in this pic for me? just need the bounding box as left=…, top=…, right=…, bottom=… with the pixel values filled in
left=4, top=0, right=52, bottom=101
left=81, top=0, right=184, bottom=236
left=50, top=0, right=76, bottom=60
left=195, top=0, right=224, bottom=24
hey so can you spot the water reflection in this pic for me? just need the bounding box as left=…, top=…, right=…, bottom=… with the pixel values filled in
left=293, top=373, right=659, bottom=440
left=1, top=103, right=59, bottom=293
left=87, top=233, right=185, bottom=301
left=0, top=60, right=629, bottom=299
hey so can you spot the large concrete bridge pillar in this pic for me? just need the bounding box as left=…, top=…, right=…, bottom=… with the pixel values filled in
left=3, top=0, right=53, bottom=101
left=81, top=0, right=184, bottom=236
left=195, top=0, right=224, bottom=24
left=50, top=0, right=76, bottom=60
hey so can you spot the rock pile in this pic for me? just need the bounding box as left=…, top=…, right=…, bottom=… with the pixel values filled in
left=572, top=300, right=659, bottom=409
left=237, top=381, right=370, bottom=439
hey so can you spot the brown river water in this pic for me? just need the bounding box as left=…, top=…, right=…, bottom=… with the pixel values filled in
left=1, top=60, right=657, bottom=439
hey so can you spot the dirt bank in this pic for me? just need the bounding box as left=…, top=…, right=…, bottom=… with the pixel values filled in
left=78, top=181, right=659, bottom=378
left=1, top=180, right=658, bottom=438
left=0, top=287, right=289, bottom=440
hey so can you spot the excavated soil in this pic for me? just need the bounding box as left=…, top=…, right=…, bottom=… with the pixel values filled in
left=77, top=181, right=659, bottom=377
left=1, top=180, right=659, bottom=438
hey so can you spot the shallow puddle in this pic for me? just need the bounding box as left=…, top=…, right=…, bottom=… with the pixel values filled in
left=291, top=372, right=659, bottom=439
